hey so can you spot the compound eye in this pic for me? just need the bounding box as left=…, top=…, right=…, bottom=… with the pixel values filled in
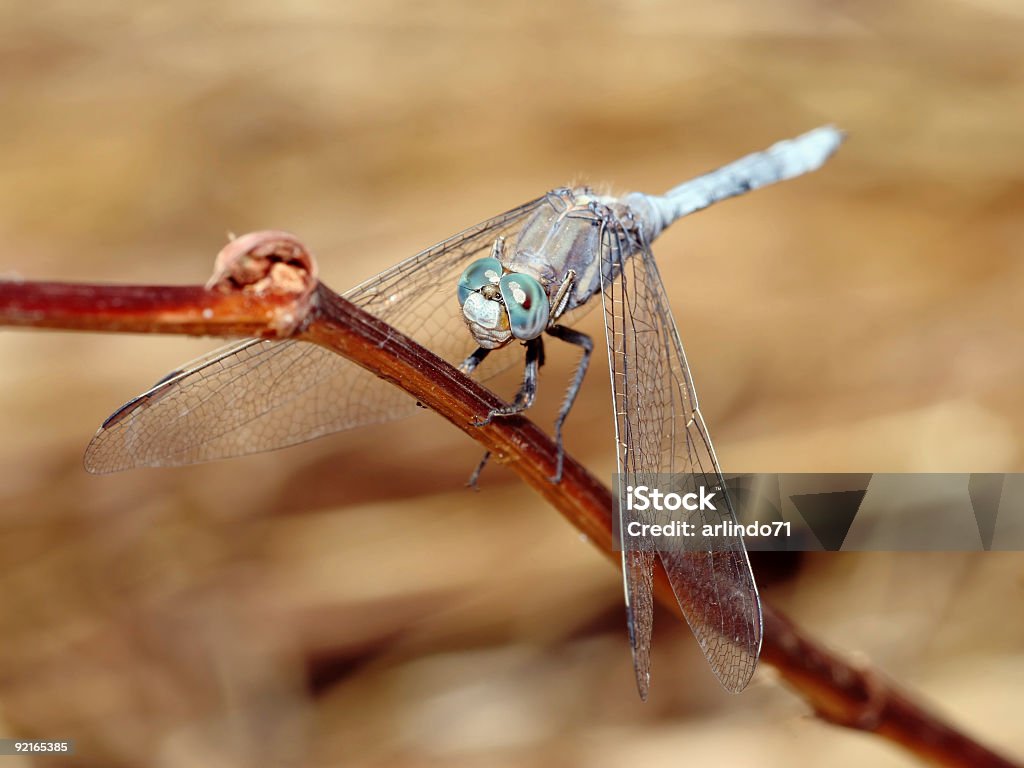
left=457, top=257, right=503, bottom=307
left=499, top=272, right=549, bottom=339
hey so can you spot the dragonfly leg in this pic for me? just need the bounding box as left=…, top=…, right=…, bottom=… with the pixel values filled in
left=466, top=451, right=491, bottom=490
left=459, top=346, right=492, bottom=376
left=466, top=338, right=543, bottom=485
left=549, top=269, right=577, bottom=322
left=544, top=324, right=593, bottom=483
left=472, top=337, right=543, bottom=427
left=459, top=346, right=499, bottom=486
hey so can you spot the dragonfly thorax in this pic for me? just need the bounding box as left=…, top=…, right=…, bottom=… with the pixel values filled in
left=457, top=253, right=550, bottom=349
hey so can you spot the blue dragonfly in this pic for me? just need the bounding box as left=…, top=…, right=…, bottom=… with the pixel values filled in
left=85, top=127, right=843, bottom=697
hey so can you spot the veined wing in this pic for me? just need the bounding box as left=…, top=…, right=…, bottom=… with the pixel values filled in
left=600, top=217, right=762, bottom=697
left=84, top=194, right=552, bottom=473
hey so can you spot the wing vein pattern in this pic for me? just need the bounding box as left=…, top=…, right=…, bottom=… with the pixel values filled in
left=599, top=213, right=761, bottom=696
left=85, top=197, right=547, bottom=472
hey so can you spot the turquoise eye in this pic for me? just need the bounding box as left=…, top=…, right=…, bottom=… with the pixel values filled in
left=499, top=272, right=549, bottom=339
left=457, top=257, right=503, bottom=306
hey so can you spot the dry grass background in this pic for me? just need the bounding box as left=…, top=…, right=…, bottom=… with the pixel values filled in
left=0, top=1, right=1022, bottom=766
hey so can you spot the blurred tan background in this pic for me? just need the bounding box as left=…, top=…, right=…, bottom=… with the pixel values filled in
left=1, top=1, right=1022, bottom=766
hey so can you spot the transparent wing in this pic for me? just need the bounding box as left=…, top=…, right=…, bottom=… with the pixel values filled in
left=600, top=218, right=762, bottom=696
left=84, top=195, right=552, bottom=473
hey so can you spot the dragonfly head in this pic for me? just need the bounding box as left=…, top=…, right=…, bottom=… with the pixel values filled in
left=458, top=256, right=550, bottom=349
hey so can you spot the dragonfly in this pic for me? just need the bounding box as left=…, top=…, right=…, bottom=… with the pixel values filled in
left=84, top=127, right=843, bottom=698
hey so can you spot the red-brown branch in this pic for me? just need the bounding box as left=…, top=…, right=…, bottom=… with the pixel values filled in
left=0, top=232, right=1018, bottom=768
left=0, top=281, right=295, bottom=337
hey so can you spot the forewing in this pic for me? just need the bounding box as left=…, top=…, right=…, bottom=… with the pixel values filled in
left=600, top=221, right=762, bottom=695
left=84, top=196, right=548, bottom=473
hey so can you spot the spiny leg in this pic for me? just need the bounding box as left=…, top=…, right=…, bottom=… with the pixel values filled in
left=459, top=346, right=491, bottom=376
left=473, top=336, right=544, bottom=426
left=458, top=346, right=494, bottom=487
left=544, top=324, right=593, bottom=483
left=466, top=451, right=490, bottom=490
left=550, top=269, right=577, bottom=322
left=465, top=337, right=544, bottom=488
